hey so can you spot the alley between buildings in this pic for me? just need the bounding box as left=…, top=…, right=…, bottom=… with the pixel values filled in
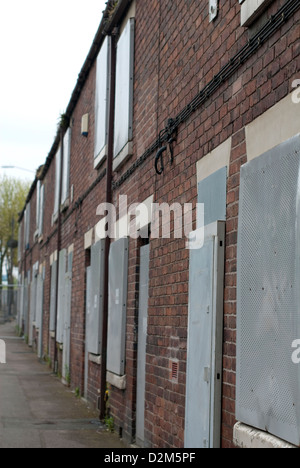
left=0, top=321, right=125, bottom=449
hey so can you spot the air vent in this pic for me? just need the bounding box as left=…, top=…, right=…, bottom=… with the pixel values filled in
left=170, top=360, right=179, bottom=382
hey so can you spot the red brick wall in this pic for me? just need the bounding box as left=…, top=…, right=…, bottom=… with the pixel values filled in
left=18, top=0, right=300, bottom=448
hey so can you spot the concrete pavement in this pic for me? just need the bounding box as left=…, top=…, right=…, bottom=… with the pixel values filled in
left=0, top=321, right=126, bottom=448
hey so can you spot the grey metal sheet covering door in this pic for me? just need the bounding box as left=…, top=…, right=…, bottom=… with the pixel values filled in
left=49, top=261, right=57, bottom=332
left=29, top=274, right=37, bottom=347
left=107, top=237, right=129, bottom=376
left=86, top=240, right=105, bottom=355
left=62, top=271, right=72, bottom=382
left=185, top=221, right=225, bottom=448
left=35, top=274, right=44, bottom=358
left=136, top=244, right=150, bottom=447
left=85, top=266, right=92, bottom=399
left=56, top=249, right=66, bottom=344
left=62, top=251, right=73, bottom=382
left=18, top=278, right=24, bottom=330
left=236, top=134, right=300, bottom=446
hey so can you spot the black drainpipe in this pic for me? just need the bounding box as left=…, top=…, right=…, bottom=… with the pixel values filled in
left=53, top=126, right=64, bottom=373
left=100, top=33, right=117, bottom=421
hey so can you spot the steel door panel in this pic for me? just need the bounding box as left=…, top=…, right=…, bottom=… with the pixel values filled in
left=84, top=267, right=92, bottom=399
left=56, top=249, right=66, bottom=344
left=29, top=275, right=37, bottom=347
left=35, top=274, right=44, bottom=358
left=107, top=237, right=129, bottom=376
left=136, top=244, right=150, bottom=446
left=62, top=271, right=72, bottom=381
left=86, top=240, right=105, bottom=355
left=185, top=221, right=225, bottom=448
left=49, top=261, right=57, bottom=332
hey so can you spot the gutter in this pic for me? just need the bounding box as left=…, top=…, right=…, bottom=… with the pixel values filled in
left=99, top=32, right=117, bottom=421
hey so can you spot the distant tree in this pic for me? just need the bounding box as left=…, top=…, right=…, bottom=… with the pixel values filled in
left=0, top=175, right=30, bottom=288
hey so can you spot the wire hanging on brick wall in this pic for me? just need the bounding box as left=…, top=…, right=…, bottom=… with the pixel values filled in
left=154, top=119, right=177, bottom=175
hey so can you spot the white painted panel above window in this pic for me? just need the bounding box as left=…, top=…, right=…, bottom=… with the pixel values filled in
left=94, top=37, right=111, bottom=168
left=239, top=0, right=274, bottom=27
left=113, top=18, right=135, bottom=168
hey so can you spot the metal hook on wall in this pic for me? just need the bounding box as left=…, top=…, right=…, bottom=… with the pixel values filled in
left=155, top=146, right=167, bottom=175
left=154, top=120, right=177, bottom=175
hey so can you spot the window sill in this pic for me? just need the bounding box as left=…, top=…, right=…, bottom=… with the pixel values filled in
left=113, top=141, right=133, bottom=172
left=52, top=212, right=58, bottom=226
left=60, top=198, right=69, bottom=213
left=106, top=371, right=126, bottom=390
left=241, top=0, right=273, bottom=27
left=233, top=422, right=296, bottom=449
left=94, top=145, right=108, bottom=169
left=89, top=354, right=101, bottom=365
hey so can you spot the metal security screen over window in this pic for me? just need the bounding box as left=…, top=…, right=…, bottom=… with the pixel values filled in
left=236, top=134, right=300, bottom=446
left=114, top=18, right=135, bottom=159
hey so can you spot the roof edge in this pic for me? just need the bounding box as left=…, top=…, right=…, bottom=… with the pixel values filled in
left=19, top=0, right=132, bottom=222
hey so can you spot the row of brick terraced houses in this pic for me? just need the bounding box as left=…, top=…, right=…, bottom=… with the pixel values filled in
left=17, top=0, right=300, bottom=448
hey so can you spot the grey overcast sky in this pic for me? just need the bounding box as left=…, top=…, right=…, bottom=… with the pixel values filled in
left=0, top=0, right=107, bottom=182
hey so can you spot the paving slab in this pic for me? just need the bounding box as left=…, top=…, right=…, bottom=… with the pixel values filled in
left=0, top=321, right=126, bottom=449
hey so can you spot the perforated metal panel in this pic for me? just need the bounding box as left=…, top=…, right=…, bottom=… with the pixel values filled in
left=86, top=240, right=105, bottom=355
left=237, top=134, right=300, bottom=446
left=185, top=221, right=225, bottom=448
left=107, top=237, right=129, bottom=376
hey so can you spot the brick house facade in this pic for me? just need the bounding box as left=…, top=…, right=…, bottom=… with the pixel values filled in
left=18, top=0, right=300, bottom=448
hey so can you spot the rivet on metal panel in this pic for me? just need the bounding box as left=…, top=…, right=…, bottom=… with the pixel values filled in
left=204, top=367, right=211, bottom=383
